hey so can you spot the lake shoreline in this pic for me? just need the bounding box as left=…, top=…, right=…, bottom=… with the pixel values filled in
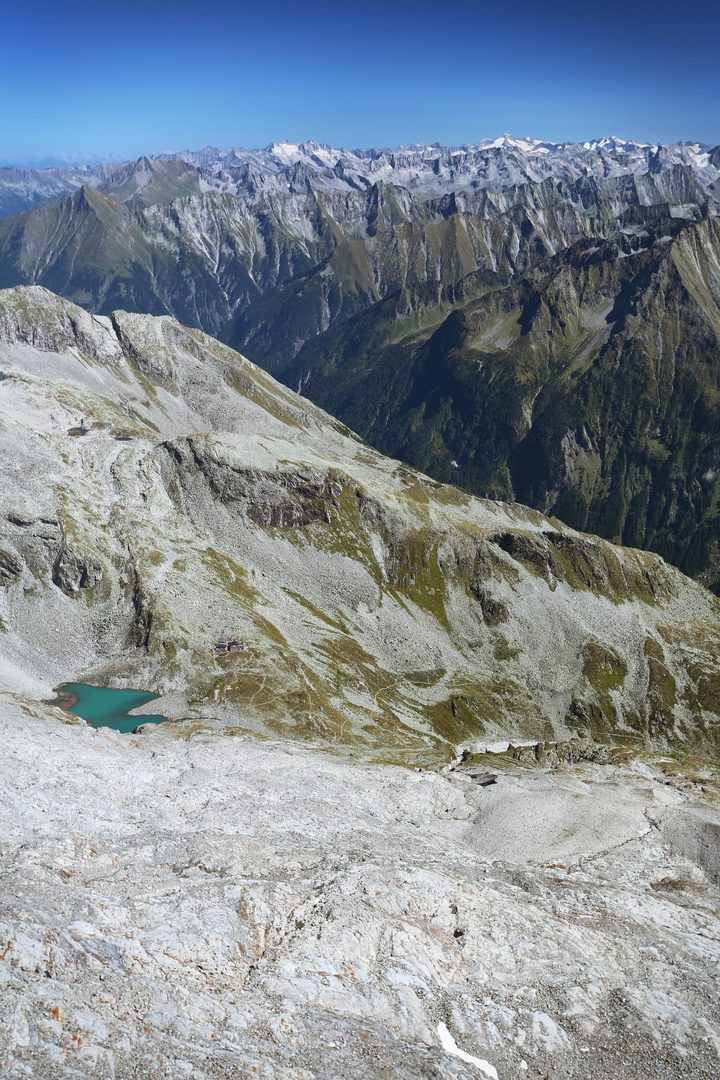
left=43, top=688, right=79, bottom=712
left=46, top=682, right=167, bottom=733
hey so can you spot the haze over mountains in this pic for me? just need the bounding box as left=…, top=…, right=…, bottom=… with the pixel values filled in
left=1, top=134, right=720, bottom=590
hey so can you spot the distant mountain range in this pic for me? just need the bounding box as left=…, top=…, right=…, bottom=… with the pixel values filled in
left=2, top=136, right=717, bottom=221
left=0, top=161, right=125, bottom=220
left=1, top=135, right=719, bottom=587
left=0, top=151, right=127, bottom=169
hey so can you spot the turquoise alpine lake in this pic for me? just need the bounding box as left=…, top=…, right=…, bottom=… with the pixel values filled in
left=60, top=683, right=166, bottom=733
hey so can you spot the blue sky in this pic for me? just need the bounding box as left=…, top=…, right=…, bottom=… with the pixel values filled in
left=1, top=0, right=718, bottom=162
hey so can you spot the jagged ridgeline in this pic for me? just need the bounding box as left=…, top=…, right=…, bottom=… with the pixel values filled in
left=2, top=286, right=720, bottom=758
left=0, top=138, right=719, bottom=587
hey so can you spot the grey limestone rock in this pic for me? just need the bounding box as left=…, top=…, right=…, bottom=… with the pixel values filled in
left=1, top=285, right=720, bottom=1079
left=0, top=547, right=21, bottom=586
left=1, top=697, right=720, bottom=1079
left=51, top=546, right=102, bottom=592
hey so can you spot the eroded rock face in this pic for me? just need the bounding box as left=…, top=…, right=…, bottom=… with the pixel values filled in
left=491, top=528, right=676, bottom=602
left=52, top=547, right=102, bottom=591
left=164, top=436, right=346, bottom=528
left=0, top=548, right=21, bottom=586
left=511, top=738, right=617, bottom=767
left=0, top=285, right=123, bottom=362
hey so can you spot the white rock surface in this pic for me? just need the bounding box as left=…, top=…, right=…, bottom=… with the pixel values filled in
left=1, top=696, right=719, bottom=1078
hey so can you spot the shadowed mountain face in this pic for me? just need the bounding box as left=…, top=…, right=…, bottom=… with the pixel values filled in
left=2, top=285, right=720, bottom=761
left=283, top=214, right=720, bottom=590
left=0, top=143, right=719, bottom=586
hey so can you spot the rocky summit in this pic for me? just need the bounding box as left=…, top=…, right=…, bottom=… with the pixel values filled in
left=1, top=285, right=720, bottom=1078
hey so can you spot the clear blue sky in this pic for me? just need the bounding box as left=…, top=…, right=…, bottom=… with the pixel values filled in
left=1, top=0, right=718, bottom=162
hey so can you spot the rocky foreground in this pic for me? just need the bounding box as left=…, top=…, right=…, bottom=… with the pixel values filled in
left=1, top=695, right=720, bottom=1079
left=1, top=285, right=720, bottom=1077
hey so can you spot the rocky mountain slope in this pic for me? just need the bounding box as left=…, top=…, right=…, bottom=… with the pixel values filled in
left=283, top=210, right=720, bottom=590
left=2, top=285, right=720, bottom=759
left=0, top=139, right=718, bottom=594
left=2, top=285, right=720, bottom=1079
